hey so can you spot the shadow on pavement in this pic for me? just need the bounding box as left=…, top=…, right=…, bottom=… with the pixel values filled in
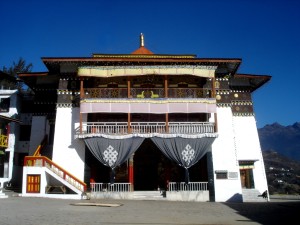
left=224, top=200, right=300, bottom=225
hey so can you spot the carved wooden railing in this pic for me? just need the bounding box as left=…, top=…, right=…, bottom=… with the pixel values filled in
left=24, top=156, right=87, bottom=192
left=83, top=88, right=211, bottom=99
left=0, top=134, right=8, bottom=148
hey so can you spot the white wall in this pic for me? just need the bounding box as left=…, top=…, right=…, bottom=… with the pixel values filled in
left=22, top=166, right=47, bottom=195
left=52, top=107, right=85, bottom=181
left=212, top=107, right=242, bottom=202
left=233, top=116, right=268, bottom=194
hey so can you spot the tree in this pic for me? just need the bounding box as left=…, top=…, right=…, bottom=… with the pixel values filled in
left=2, top=57, right=33, bottom=77
left=1, top=57, right=33, bottom=90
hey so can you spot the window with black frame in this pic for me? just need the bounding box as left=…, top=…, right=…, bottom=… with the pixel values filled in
left=0, top=98, right=10, bottom=112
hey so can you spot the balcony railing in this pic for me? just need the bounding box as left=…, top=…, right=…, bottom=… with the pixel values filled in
left=131, top=122, right=166, bottom=134
left=169, top=122, right=214, bottom=133
left=90, top=183, right=132, bottom=193
left=0, top=134, right=8, bottom=148
left=83, top=122, right=128, bottom=134
left=168, top=182, right=208, bottom=191
left=78, top=122, right=215, bottom=136
left=89, top=182, right=207, bottom=192
left=84, top=88, right=211, bottom=99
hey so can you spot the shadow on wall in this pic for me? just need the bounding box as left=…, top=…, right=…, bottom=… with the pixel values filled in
left=226, top=193, right=243, bottom=202
left=68, top=138, right=85, bottom=163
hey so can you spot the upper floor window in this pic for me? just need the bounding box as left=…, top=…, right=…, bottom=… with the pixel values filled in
left=0, top=98, right=10, bottom=112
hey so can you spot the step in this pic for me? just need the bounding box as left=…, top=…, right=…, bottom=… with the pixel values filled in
left=242, top=189, right=268, bottom=202
left=133, top=191, right=165, bottom=200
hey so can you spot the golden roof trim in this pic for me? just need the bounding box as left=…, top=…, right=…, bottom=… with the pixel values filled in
left=92, top=54, right=196, bottom=59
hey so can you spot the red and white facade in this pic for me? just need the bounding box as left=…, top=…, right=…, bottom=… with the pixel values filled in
left=18, top=34, right=271, bottom=202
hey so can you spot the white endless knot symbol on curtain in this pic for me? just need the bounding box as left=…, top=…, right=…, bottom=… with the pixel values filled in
left=103, top=145, right=118, bottom=167
left=181, top=144, right=195, bottom=166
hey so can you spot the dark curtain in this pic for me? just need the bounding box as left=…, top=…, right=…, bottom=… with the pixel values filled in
left=151, top=137, right=216, bottom=184
left=84, top=137, right=144, bottom=183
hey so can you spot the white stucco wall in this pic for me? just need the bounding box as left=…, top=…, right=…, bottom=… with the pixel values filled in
left=212, top=107, right=242, bottom=202
left=0, top=91, right=19, bottom=182
left=52, top=107, right=85, bottom=182
left=233, top=116, right=268, bottom=194
left=22, top=166, right=47, bottom=195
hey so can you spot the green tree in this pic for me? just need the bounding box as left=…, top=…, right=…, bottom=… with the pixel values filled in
left=1, top=57, right=33, bottom=90
left=2, top=57, right=33, bottom=77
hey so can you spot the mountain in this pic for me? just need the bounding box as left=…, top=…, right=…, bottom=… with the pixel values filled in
left=262, top=150, right=300, bottom=194
left=258, top=122, right=300, bottom=162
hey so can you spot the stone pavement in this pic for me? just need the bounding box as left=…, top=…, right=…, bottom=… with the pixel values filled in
left=0, top=194, right=299, bottom=225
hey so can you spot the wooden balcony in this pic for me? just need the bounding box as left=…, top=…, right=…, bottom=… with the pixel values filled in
left=76, top=122, right=215, bottom=137
left=83, top=87, right=211, bottom=99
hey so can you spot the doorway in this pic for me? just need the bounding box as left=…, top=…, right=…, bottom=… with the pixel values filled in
left=133, top=139, right=171, bottom=190
left=240, top=169, right=254, bottom=189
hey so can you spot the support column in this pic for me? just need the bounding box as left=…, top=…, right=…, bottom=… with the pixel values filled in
left=128, top=155, right=134, bottom=191
left=128, top=113, right=131, bottom=133
left=165, top=113, right=169, bottom=133
left=80, top=78, right=84, bottom=98
left=211, top=76, right=218, bottom=132
left=165, top=76, right=169, bottom=133
left=127, top=77, right=132, bottom=134
left=164, top=75, right=168, bottom=98
left=127, top=76, right=131, bottom=98
left=80, top=79, right=84, bottom=134
left=211, top=77, right=216, bottom=98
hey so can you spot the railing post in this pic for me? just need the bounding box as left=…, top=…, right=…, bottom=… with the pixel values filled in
left=165, top=114, right=169, bottom=133
left=128, top=155, right=134, bottom=191
left=128, top=113, right=131, bottom=133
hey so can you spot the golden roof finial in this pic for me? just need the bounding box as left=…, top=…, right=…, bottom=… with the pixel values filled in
left=140, top=33, right=144, bottom=47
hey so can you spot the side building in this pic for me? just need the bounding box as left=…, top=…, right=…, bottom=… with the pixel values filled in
left=0, top=71, right=23, bottom=197
left=18, top=35, right=271, bottom=202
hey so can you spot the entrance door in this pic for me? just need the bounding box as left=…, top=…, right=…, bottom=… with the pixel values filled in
left=134, top=139, right=168, bottom=190
left=26, top=174, right=40, bottom=193
left=240, top=169, right=254, bottom=189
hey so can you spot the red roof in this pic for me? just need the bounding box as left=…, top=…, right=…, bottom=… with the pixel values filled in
left=131, top=46, right=154, bottom=55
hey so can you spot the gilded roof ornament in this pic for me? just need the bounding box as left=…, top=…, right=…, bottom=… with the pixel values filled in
left=140, top=33, right=145, bottom=47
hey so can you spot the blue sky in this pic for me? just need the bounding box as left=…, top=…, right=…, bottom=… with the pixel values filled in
left=0, top=0, right=299, bottom=128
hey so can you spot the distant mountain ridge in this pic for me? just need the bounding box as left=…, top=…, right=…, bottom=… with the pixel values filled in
left=258, top=122, right=300, bottom=162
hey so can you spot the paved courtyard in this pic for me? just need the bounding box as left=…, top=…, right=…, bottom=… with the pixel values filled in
left=0, top=194, right=299, bottom=225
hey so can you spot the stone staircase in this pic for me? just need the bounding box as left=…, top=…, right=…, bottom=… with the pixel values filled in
left=133, top=191, right=166, bottom=200
left=242, top=189, right=268, bottom=202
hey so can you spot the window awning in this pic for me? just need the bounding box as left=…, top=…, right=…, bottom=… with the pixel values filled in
left=80, top=98, right=216, bottom=114
left=239, top=160, right=257, bottom=169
